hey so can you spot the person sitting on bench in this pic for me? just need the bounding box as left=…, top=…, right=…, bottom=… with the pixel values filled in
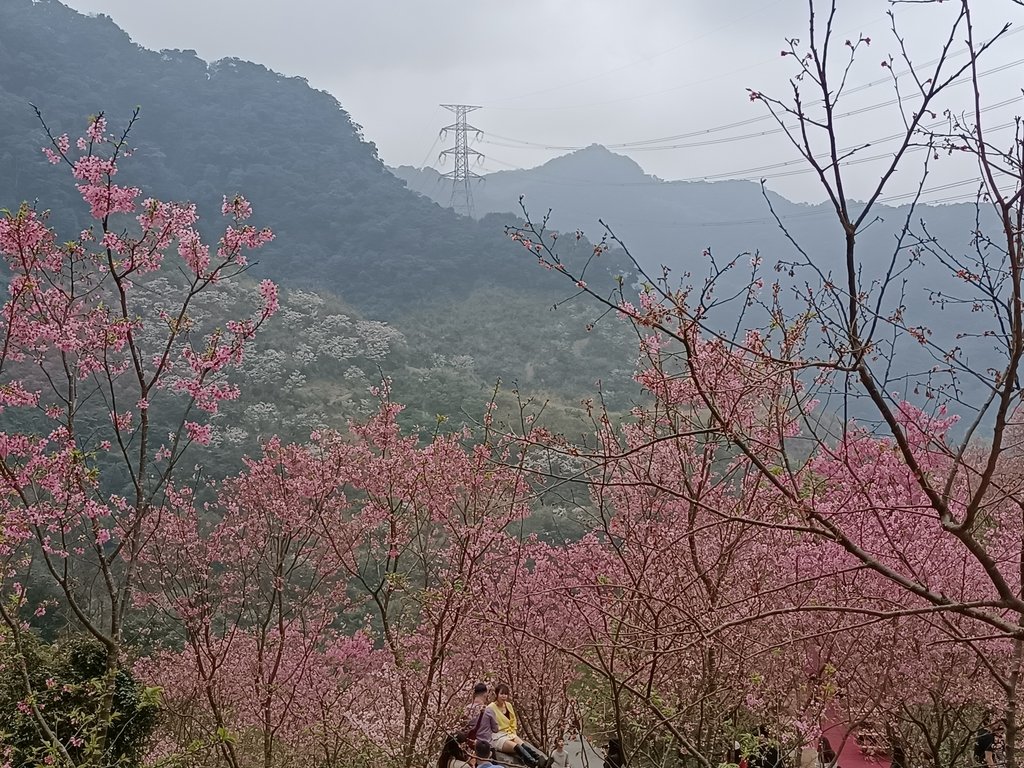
left=487, top=683, right=552, bottom=768
left=464, top=682, right=500, bottom=748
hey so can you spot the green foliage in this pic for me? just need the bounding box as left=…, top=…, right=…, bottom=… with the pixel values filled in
left=0, top=634, right=158, bottom=767
left=398, top=288, right=639, bottom=415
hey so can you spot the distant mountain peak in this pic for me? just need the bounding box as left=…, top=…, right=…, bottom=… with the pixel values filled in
left=537, top=144, right=649, bottom=184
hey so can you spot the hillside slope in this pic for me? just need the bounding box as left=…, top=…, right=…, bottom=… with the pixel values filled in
left=396, top=146, right=1002, bottom=417
left=0, top=0, right=643, bottom=432
left=394, top=144, right=983, bottom=281
left=0, top=0, right=629, bottom=314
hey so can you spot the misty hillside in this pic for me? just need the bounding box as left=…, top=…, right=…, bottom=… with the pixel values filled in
left=0, top=0, right=644, bottom=439
left=395, top=143, right=983, bottom=280
left=396, top=145, right=1003, bottom=411
left=0, top=0, right=1000, bottom=435
left=0, top=0, right=631, bottom=315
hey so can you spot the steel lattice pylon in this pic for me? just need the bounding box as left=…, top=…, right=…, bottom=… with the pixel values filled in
left=438, top=104, right=483, bottom=217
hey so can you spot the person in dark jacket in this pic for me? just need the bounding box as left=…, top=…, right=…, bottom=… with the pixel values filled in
left=890, top=742, right=906, bottom=768
left=604, top=739, right=624, bottom=768
left=817, top=736, right=838, bottom=768
left=974, top=719, right=1003, bottom=768
left=751, top=727, right=783, bottom=768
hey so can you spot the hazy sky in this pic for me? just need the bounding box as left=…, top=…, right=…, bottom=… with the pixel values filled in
left=61, top=0, right=1024, bottom=204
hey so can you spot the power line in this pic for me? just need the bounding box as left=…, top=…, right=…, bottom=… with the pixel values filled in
left=482, top=46, right=1024, bottom=153
left=479, top=117, right=1018, bottom=189
left=404, top=134, right=443, bottom=196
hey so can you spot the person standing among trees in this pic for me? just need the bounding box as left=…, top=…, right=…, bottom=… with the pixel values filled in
left=817, top=736, right=838, bottom=768
left=551, top=738, right=569, bottom=768
left=751, top=727, right=784, bottom=768
left=487, top=683, right=553, bottom=768
left=889, top=743, right=905, bottom=768
left=974, top=718, right=1003, bottom=768
left=604, top=738, right=624, bottom=768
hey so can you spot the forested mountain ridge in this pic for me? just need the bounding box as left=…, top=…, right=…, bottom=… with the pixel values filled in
left=394, top=143, right=983, bottom=281
left=0, top=0, right=641, bottom=437
left=0, top=0, right=630, bottom=314
left=396, top=145, right=1002, bottom=413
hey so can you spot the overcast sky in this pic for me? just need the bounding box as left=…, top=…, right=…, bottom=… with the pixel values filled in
left=61, top=0, right=1024, bottom=204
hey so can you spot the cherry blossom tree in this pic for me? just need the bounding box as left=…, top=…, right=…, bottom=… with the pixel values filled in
left=135, top=394, right=543, bottom=768
left=137, top=437, right=365, bottom=768
left=498, top=349, right=1021, bottom=767
left=498, top=360, right=815, bottom=768
left=315, top=395, right=539, bottom=768
left=0, top=111, right=276, bottom=766
left=507, top=0, right=1024, bottom=764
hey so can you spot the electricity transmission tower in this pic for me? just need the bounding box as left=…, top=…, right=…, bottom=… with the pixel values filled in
left=438, top=104, right=483, bottom=217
